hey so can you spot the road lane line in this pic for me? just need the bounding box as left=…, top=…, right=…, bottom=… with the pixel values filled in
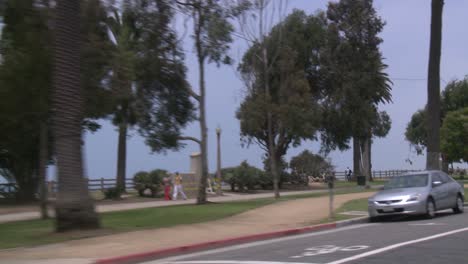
left=327, top=226, right=468, bottom=264
left=150, top=224, right=377, bottom=264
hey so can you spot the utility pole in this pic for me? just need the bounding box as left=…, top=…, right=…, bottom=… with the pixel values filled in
left=327, top=172, right=335, bottom=220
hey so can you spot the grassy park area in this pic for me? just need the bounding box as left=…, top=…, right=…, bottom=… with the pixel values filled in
left=0, top=187, right=374, bottom=249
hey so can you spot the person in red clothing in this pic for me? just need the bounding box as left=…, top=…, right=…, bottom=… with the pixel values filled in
left=163, top=176, right=171, bottom=200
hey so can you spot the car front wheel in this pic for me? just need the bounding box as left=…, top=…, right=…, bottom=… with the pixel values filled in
left=453, top=195, right=464, bottom=214
left=426, top=199, right=436, bottom=219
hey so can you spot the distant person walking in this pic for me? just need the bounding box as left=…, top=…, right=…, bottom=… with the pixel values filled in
left=172, top=172, right=187, bottom=200
left=345, top=167, right=353, bottom=181
left=163, top=177, right=171, bottom=200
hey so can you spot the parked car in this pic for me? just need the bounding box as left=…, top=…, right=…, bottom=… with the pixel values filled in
left=368, top=170, right=465, bottom=221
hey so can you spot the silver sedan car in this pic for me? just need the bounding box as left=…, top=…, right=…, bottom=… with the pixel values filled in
left=368, top=170, right=465, bottom=220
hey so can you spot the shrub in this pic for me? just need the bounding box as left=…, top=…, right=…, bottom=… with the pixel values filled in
left=104, top=187, right=122, bottom=200
left=221, top=161, right=263, bottom=192
left=133, top=169, right=167, bottom=197
left=221, top=168, right=237, bottom=191
left=134, top=171, right=150, bottom=197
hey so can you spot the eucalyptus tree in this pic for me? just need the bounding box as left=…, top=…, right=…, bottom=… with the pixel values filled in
left=319, top=0, right=392, bottom=185
left=175, top=0, right=245, bottom=204
left=237, top=9, right=326, bottom=197
left=0, top=0, right=51, bottom=204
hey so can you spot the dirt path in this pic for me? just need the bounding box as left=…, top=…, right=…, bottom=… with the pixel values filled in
left=0, top=192, right=373, bottom=262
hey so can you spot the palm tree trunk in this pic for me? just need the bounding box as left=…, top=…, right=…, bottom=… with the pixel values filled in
left=116, top=113, right=127, bottom=192
left=368, top=138, right=373, bottom=181
left=39, top=121, right=49, bottom=219
left=426, top=0, right=444, bottom=170
left=52, top=0, right=99, bottom=232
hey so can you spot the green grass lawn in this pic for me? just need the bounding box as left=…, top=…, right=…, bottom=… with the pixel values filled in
left=0, top=187, right=373, bottom=249
left=336, top=198, right=369, bottom=213
left=317, top=197, right=369, bottom=224
left=0, top=199, right=274, bottom=249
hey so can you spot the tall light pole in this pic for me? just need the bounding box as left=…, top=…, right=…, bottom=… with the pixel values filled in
left=216, top=127, right=222, bottom=195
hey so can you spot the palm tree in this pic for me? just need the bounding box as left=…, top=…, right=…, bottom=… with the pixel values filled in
left=52, top=0, right=100, bottom=232
left=105, top=5, right=140, bottom=192
left=426, top=0, right=444, bottom=170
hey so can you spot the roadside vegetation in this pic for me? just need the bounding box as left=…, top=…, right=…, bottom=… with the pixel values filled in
left=0, top=187, right=373, bottom=249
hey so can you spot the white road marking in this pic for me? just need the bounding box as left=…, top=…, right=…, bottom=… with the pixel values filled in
left=148, top=224, right=377, bottom=264
left=160, top=261, right=318, bottom=264
left=327, top=226, right=468, bottom=264
left=340, top=245, right=369, bottom=251
left=409, top=222, right=446, bottom=226
left=290, top=245, right=369, bottom=259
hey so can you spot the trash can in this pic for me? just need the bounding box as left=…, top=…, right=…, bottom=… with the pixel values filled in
left=357, top=176, right=366, bottom=186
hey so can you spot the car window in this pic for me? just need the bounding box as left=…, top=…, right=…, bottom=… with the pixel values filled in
left=439, top=172, right=450, bottom=183
left=384, top=174, right=428, bottom=189
left=432, top=173, right=442, bottom=183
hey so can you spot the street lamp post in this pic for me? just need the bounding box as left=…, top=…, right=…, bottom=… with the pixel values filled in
left=216, top=127, right=222, bottom=195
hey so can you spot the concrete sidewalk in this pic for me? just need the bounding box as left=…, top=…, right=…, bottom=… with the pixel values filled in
left=0, top=189, right=332, bottom=223
left=0, top=191, right=374, bottom=264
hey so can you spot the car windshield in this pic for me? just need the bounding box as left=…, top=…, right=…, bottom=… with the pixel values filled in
left=384, top=174, right=429, bottom=189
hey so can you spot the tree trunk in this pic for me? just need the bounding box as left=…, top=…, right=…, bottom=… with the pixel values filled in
left=52, top=0, right=99, bottom=232
left=39, top=121, right=49, bottom=219
left=441, top=153, right=449, bottom=173
left=426, top=0, right=444, bottom=170
left=353, top=136, right=361, bottom=180
left=116, top=112, right=127, bottom=192
left=196, top=49, right=209, bottom=205
left=368, top=139, right=373, bottom=181
left=361, top=138, right=371, bottom=188
left=261, top=44, right=280, bottom=199
left=216, top=129, right=222, bottom=195
left=269, top=123, right=280, bottom=199
left=328, top=184, right=334, bottom=220
left=15, top=174, right=37, bottom=202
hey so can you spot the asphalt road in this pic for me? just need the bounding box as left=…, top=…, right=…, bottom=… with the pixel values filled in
left=147, top=208, right=468, bottom=264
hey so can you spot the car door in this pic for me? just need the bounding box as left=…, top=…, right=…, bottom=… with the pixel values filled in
left=430, top=173, right=449, bottom=209
left=440, top=172, right=458, bottom=208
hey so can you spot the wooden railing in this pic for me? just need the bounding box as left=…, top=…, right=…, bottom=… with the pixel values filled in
left=332, top=169, right=421, bottom=180
left=46, top=178, right=200, bottom=194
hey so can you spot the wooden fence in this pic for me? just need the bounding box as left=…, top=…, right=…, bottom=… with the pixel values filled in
left=334, top=169, right=421, bottom=180
left=46, top=175, right=201, bottom=195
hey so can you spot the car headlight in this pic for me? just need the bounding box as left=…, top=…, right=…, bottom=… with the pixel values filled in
left=407, top=194, right=422, bottom=202
left=368, top=198, right=375, bottom=204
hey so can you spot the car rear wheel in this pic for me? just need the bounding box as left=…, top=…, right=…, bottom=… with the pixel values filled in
left=426, top=199, right=436, bottom=219
left=453, top=195, right=464, bottom=214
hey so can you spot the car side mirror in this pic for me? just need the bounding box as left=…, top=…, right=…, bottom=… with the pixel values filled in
left=432, top=181, right=442, bottom=187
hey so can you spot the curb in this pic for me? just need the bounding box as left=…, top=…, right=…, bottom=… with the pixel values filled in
left=94, top=216, right=368, bottom=264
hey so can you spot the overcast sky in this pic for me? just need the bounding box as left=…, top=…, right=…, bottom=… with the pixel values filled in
left=79, top=0, right=468, bottom=180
